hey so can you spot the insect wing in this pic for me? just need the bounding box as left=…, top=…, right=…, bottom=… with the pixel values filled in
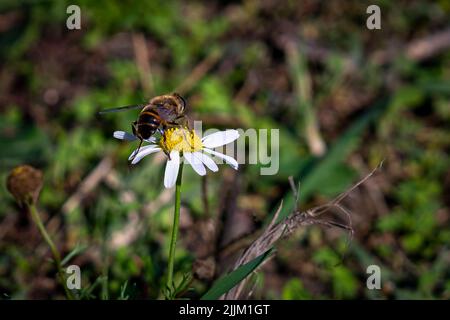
left=98, top=104, right=145, bottom=114
left=154, top=103, right=178, bottom=121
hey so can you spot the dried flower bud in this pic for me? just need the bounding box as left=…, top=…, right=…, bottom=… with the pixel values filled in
left=6, top=165, right=43, bottom=205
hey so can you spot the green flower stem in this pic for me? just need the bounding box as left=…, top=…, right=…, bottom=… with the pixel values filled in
left=166, top=163, right=184, bottom=292
left=29, top=203, right=74, bottom=300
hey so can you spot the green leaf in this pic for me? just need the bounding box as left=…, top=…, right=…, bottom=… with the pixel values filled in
left=61, top=244, right=88, bottom=266
left=333, top=266, right=358, bottom=299
left=201, top=249, right=273, bottom=300
left=79, top=275, right=106, bottom=300
left=118, top=281, right=129, bottom=300
left=282, top=278, right=311, bottom=300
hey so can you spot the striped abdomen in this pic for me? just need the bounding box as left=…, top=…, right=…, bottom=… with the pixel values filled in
left=137, top=107, right=161, bottom=139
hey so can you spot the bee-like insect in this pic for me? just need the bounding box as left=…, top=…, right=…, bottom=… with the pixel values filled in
left=99, top=93, right=189, bottom=161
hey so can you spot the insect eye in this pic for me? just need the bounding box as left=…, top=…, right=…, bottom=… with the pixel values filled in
left=176, top=94, right=186, bottom=113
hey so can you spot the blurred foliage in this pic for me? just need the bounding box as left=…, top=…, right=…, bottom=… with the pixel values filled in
left=0, top=0, right=449, bottom=299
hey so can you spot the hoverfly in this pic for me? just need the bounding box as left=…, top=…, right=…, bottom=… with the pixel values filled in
left=99, top=93, right=189, bottom=161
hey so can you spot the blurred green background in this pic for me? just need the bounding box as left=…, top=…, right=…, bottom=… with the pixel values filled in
left=0, top=0, right=449, bottom=299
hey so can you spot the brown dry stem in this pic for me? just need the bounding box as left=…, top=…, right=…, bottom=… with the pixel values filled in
left=223, top=163, right=382, bottom=299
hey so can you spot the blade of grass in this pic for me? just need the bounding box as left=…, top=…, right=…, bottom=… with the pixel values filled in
left=61, top=244, right=87, bottom=266
left=201, top=249, right=273, bottom=300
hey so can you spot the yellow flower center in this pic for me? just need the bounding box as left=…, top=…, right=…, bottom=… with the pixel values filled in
left=160, top=127, right=203, bottom=153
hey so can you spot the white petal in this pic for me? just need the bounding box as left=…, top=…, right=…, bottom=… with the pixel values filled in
left=114, top=131, right=137, bottom=141
left=164, top=151, right=180, bottom=188
left=202, top=130, right=240, bottom=148
left=130, top=146, right=161, bottom=164
left=144, top=137, right=157, bottom=143
left=184, top=152, right=206, bottom=176
left=203, top=148, right=238, bottom=170
left=128, top=145, right=149, bottom=160
left=194, top=152, right=218, bottom=172
left=128, top=144, right=159, bottom=160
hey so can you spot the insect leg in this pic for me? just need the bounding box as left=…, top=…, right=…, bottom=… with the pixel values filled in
left=183, top=115, right=192, bottom=130
left=173, top=115, right=191, bottom=130
left=165, top=120, right=193, bottom=150
left=129, top=138, right=144, bottom=163
left=131, top=121, right=138, bottom=137
left=174, top=116, right=194, bottom=149
left=160, top=125, right=172, bottom=160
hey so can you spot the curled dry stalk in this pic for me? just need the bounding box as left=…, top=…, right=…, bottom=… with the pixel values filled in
left=223, top=163, right=382, bottom=299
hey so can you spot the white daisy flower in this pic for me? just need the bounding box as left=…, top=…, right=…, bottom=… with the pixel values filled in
left=113, top=128, right=240, bottom=188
